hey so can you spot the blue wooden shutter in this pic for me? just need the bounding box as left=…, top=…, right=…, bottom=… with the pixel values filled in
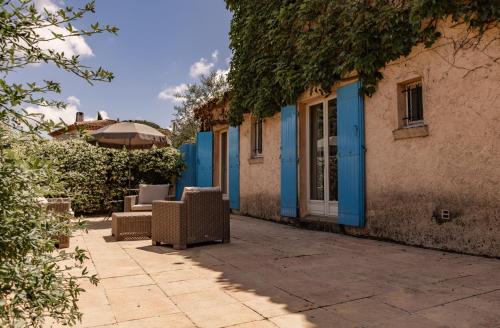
left=337, top=81, right=365, bottom=227
left=196, top=131, right=213, bottom=187
left=280, top=105, right=298, bottom=217
left=175, top=143, right=197, bottom=200
left=228, top=126, right=240, bottom=209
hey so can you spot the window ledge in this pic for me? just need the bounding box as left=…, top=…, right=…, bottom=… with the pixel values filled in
left=393, top=125, right=429, bottom=140
left=248, top=157, right=264, bottom=165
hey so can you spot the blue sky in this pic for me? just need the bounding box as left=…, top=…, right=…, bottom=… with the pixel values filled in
left=17, top=0, right=232, bottom=128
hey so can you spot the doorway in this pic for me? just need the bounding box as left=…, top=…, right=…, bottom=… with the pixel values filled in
left=307, top=98, right=338, bottom=216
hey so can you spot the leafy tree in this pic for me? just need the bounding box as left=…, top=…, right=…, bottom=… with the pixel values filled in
left=0, top=0, right=117, bottom=326
left=170, top=70, right=229, bottom=147
left=225, top=0, right=500, bottom=125
left=0, top=0, right=117, bottom=132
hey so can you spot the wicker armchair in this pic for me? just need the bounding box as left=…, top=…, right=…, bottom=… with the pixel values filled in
left=45, top=198, right=72, bottom=249
left=151, top=188, right=230, bottom=249
left=124, top=184, right=172, bottom=212
left=124, top=195, right=140, bottom=212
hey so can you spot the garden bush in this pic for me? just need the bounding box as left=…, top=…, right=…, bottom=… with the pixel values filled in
left=1, top=130, right=95, bottom=327
left=26, top=139, right=184, bottom=214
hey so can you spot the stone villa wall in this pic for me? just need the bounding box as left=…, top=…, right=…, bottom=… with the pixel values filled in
left=238, top=113, right=282, bottom=219
left=206, top=24, right=500, bottom=257
left=352, top=24, right=500, bottom=257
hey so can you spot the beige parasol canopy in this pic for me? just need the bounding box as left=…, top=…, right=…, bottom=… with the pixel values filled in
left=91, top=122, right=169, bottom=149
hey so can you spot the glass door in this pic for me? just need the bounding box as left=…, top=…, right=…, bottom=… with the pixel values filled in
left=308, top=98, right=338, bottom=216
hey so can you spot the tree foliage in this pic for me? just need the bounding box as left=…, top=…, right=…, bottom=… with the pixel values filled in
left=0, top=1, right=118, bottom=326
left=0, top=129, right=95, bottom=327
left=171, top=71, right=229, bottom=147
left=0, top=0, right=117, bottom=132
left=225, top=0, right=500, bottom=125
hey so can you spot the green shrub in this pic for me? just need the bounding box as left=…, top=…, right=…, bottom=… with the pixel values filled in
left=131, top=147, right=185, bottom=186
left=32, top=140, right=109, bottom=214
left=0, top=132, right=96, bottom=327
left=26, top=139, right=184, bottom=214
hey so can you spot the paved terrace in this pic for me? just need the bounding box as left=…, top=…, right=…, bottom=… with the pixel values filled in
left=62, top=215, right=500, bottom=328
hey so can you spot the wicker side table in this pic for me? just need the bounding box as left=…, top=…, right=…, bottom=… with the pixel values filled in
left=112, top=212, right=152, bottom=241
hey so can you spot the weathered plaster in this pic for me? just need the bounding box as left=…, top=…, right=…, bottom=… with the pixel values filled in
left=202, top=24, right=500, bottom=257
left=361, top=25, right=500, bottom=257
left=347, top=192, right=500, bottom=257
left=238, top=113, right=282, bottom=219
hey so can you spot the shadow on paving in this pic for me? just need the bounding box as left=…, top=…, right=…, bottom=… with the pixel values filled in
left=86, top=215, right=500, bottom=328
left=84, top=217, right=113, bottom=230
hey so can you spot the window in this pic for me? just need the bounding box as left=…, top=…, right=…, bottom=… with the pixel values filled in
left=251, top=117, right=263, bottom=158
left=394, top=78, right=428, bottom=140
left=401, top=80, right=423, bottom=127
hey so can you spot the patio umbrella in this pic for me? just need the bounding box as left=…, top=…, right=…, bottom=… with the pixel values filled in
left=91, top=122, right=170, bottom=189
left=91, top=122, right=169, bottom=149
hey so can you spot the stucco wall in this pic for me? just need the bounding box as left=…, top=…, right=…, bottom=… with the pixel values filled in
left=204, top=24, right=499, bottom=257
left=239, top=113, right=282, bottom=219
left=356, top=25, right=500, bottom=257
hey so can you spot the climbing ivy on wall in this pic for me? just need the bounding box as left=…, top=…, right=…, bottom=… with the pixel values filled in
left=225, top=0, right=500, bottom=125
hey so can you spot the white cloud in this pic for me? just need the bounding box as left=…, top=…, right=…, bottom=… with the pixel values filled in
left=25, top=96, right=107, bottom=125
left=32, top=0, right=94, bottom=59
left=211, top=50, right=219, bottom=62
left=26, top=104, right=78, bottom=125
left=158, top=83, right=188, bottom=102
left=159, top=50, right=228, bottom=103
left=189, top=58, right=214, bottom=78
left=67, top=95, right=80, bottom=106
left=35, top=25, right=94, bottom=58
left=34, top=0, right=60, bottom=13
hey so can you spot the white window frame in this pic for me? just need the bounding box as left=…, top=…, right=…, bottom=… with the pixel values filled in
left=305, top=96, right=338, bottom=217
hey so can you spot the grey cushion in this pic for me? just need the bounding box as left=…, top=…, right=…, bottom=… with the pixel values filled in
left=181, top=186, right=221, bottom=201
left=131, top=204, right=153, bottom=211
left=138, top=184, right=169, bottom=204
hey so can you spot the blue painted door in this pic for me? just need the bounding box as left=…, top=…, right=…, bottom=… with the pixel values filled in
left=228, top=126, right=240, bottom=209
left=196, top=131, right=213, bottom=187
left=337, top=81, right=365, bottom=227
left=280, top=105, right=298, bottom=217
left=176, top=143, right=197, bottom=200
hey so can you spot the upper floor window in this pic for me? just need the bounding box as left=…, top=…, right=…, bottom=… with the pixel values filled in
left=401, top=80, right=423, bottom=127
left=251, top=117, right=263, bottom=158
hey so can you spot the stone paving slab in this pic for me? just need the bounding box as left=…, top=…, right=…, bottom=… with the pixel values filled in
left=47, top=215, right=500, bottom=328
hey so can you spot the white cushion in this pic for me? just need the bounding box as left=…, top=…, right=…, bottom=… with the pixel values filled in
left=181, top=187, right=221, bottom=201
left=131, top=204, right=152, bottom=211
left=138, top=184, right=169, bottom=204
left=36, top=197, right=48, bottom=205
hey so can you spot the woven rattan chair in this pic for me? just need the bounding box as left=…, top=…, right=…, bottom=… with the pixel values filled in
left=151, top=187, right=230, bottom=249
left=45, top=198, right=72, bottom=249
left=124, top=184, right=172, bottom=212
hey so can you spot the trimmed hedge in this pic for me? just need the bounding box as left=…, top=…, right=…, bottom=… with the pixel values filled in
left=27, top=139, right=184, bottom=214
